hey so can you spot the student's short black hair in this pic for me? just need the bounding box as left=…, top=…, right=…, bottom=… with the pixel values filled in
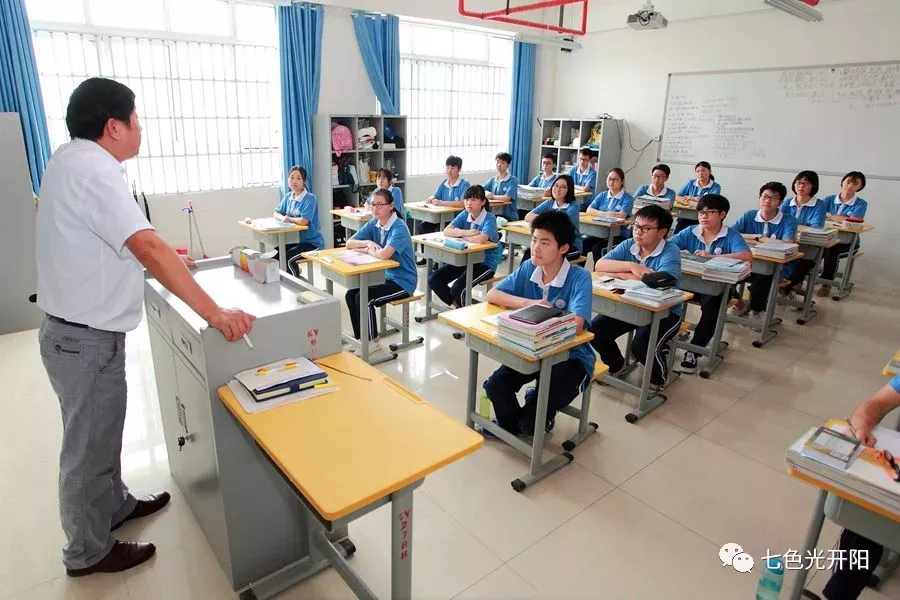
left=446, top=155, right=463, bottom=169
left=579, top=147, right=593, bottom=157
left=551, top=174, right=576, bottom=205
left=608, top=167, right=625, bottom=183
left=791, top=170, right=819, bottom=197
left=66, top=77, right=136, bottom=141
left=759, top=181, right=788, bottom=202
left=288, top=165, right=308, bottom=182
left=541, top=152, right=557, bottom=163
left=634, top=205, right=673, bottom=233
left=531, top=211, right=576, bottom=251
left=695, top=160, right=714, bottom=181
left=375, top=167, right=393, bottom=182
left=842, top=171, right=866, bottom=191
left=697, top=193, right=730, bottom=215
left=495, top=152, right=512, bottom=164
left=651, top=163, right=671, bottom=177
left=463, top=184, right=489, bottom=209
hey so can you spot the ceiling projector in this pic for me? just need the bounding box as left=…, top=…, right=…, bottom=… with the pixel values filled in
left=627, top=2, right=668, bottom=30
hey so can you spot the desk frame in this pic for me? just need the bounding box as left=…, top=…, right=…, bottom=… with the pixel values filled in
left=414, top=240, right=488, bottom=324
left=816, top=229, right=865, bottom=301
left=503, top=225, right=531, bottom=275
left=331, top=210, right=372, bottom=237
left=779, top=241, right=834, bottom=325
left=726, top=255, right=800, bottom=348
left=675, top=274, right=734, bottom=378
left=580, top=217, right=622, bottom=258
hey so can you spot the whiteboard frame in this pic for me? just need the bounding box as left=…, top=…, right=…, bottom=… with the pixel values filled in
left=657, top=60, right=900, bottom=181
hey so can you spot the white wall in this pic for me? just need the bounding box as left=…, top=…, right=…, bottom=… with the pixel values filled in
left=546, top=0, right=900, bottom=289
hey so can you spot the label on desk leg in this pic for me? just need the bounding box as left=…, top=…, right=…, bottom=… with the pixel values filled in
left=398, top=510, right=410, bottom=560
left=307, top=328, right=319, bottom=360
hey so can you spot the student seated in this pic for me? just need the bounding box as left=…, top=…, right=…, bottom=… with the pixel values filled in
left=817, top=171, right=868, bottom=298
left=584, top=168, right=634, bottom=262
left=273, top=165, right=325, bottom=277
left=344, top=189, right=417, bottom=360
left=633, top=163, right=676, bottom=204
left=675, top=161, right=721, bottom=233
left=423, top=155, right=470, bottom=235
left=780, top=170, right=825, bottom=295
left=530, top=152, right=558, bottom=190
left=427, top=185, right=501, bottom=308
left=523, top=174, right=581, bottom=261
left=482, top=212, right=595, bottom=437
left=671, top=194, right=751, bottom=374
left=805, top=374, right=900, bottom=600
left=590, top=205, right=683, bottom=388
left=484, top=151, right=518, bottom=222
left=568, top=147, right=597, bottom=208
left=365, top=168, right=404, bottom=218
left=732, top=182, right=799, bottom=320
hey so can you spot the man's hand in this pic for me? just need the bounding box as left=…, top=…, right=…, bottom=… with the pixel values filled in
left=629, top=264, right=653, bottom=278
left=180, top=255, right=197, bottom=269
left=520, top=298, right=550, bottom=308
left=694, top=250, right=712, bottom=258
left=207, top=308, right=256, bottom=342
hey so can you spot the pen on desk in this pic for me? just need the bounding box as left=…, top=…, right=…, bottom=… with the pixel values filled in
left=321, top=257, right=334, bottom=263
left=243, top=334, right=254, bottom=350
left=257, top=361, right=297, bottom=375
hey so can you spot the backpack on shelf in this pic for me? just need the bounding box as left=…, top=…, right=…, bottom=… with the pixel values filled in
left=331, top=123, right=353, bottom=156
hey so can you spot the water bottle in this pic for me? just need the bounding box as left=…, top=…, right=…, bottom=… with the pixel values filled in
left=755, top=557, right=784, bottom=600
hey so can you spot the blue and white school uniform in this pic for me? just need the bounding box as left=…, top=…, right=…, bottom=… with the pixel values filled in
left=529, top=173, right=557, bottom=189
left=733, top=209, right=798, bottom=241
left=589, top=189, right=635, bottom=237
left=678, top=179, right=721, bottom=198
left=448, top=209, right=502, bottom=272
left=366, top=186, right=405, bottom=218
left=672, top=225, right=750, bottom=257
left=569, top=165, right=597, bottom=208
left=780, top=197, right=826, bottom=228
left=530, top=199, right=582, bottom=254
left=634, top=183, right=676, bottom=203
left=274, top=190, right=325, bottom=249
left=603, top=239, right=684, bottom=316
left=434, top=178, right=471, bottom=203
left=823, top=194, right=868, bottom=220
left=427, top=209, right=501, bottom=308
left=484, top=173, right=519, bottom=221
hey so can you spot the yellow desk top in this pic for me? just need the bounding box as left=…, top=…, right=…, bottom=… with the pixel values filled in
left=438, top=302, right=594, bottom=363
left=329, top=209, right=373, bottom=222
left=217, top=353, right=483, bottom=521
left=673, top=200, right=698, bottom=211
left=579, top=214, right=632, bottom=226
left=411, top=234, right=499, bottom=255
left=502, top=220, right=531, bottom=236
left=489, top=198, right=512, bottom=207
left=590, top=272, right=693, bottom=313
left=301, top=247, right=398, bottom=276
left=574, top=190, right=591, bottom=198
left=750, top=249, right=806, bottom=264
left=787, top=468, right=900, bottom=524
left=825, top=222, right=875, bottom=234
left=406, top=202, right=459, bottom=214
left=239, top=219, right=308, bottom=235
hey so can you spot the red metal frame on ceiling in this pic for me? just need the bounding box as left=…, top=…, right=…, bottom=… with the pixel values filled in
left=458, top=0, right=589, bottom=36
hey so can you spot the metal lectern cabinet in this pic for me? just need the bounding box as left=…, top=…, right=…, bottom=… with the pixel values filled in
left=144, top=258, right=342, bottom=592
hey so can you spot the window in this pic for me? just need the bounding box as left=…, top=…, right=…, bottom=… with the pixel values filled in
left=399, top=20, right=513, bottom=176
left=28, top=0, right=281, bottom=195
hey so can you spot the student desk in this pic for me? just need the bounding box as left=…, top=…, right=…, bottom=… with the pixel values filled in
left=785, top=466, right=900, bottom=600
left=501, top=220, right=532, bottom=274
left=677, top=269, right=739, bottom=378
left=786, top=231, right=840, bottom=325
left=818, top=223, right=874, bottom=301
left=438, top=303, right=600, bottom=491
left=580, top=215, right=632, bottom=256
left=411, top=233, right=498, bottom=323
left=330, top=208, right=373, bottom=237
left=239, top=220, right=308, bottom=272
left=487, top=198, right=512, bottom=215
left=672, top=199, right=698, bottom=223
left=516, top=190, right=590, bottom=216
left=217, top=352, right=482, bottom=600
left=590, top=273, right=692, bottom=423
left=301, top=248, right=398, bottom=364
left=726, top=250, right=804, bottom=348
left=405, top=202, right=458, bottom=234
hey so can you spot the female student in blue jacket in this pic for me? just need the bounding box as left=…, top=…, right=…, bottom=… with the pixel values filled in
left=817, top=171, right=868, bottom=297
left=675, top=161, right=721, bottom=233
left=345, top=189, right=417, bottom=360
left=428, top=185, right=501, bottom=308
left=780, top=170, right=825, bottom=295
left=634, top=163, right=676, bottom=204
left=273, top=166, right=324, bottom=277
left=365, top=168, right=404, bottom=218
left=584, top=168, right=634, bottom=261
left=523, top=174, right=581, bottom=261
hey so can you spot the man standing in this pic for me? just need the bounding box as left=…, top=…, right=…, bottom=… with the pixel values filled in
left=36, top=77, right=255, bottom=576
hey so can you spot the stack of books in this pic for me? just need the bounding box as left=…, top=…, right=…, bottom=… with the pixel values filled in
left=681, top=254, right=711, bottom=276
left=634, top=195, right=674, bottom=211
left=702, top=256, right=751, bottom=283
left=591, top=214, right=626, bottom=225
left=234, top=357, right=333, bottom=403
left=496, top=307, right=578, bottom=359
left=622, top=285, right=684, bottom=308
left=517, top=184, right=547, bottom=201
left=798, top=227, right=838, bottom=245
left=786, top=419, right=900, bottom=515
left=752, top=241, right=799, bottom=260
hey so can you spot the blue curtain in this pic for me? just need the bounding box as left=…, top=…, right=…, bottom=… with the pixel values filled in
left=0, top=0, right=51, bottom=195
left=351, top=12, right=400, bottom=115
left=278, top=2, right=323, bottom=188
left=507, top=41, right=536, bottom=183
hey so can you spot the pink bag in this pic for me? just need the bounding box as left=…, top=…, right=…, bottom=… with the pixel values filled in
left=331, top=124, right=353, bottom=156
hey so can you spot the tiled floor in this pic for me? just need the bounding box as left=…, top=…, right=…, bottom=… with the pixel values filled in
left=3, top=269, right=900, bottom=600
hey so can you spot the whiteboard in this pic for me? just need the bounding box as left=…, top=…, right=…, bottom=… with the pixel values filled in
left=658, top=62, right=900, bottom=180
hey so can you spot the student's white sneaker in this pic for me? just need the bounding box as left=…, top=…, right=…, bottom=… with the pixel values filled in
left=366, top=342, right=393, bottom=362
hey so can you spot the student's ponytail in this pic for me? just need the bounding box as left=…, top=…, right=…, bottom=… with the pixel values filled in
left=372, top=188, right=401, bottom=217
